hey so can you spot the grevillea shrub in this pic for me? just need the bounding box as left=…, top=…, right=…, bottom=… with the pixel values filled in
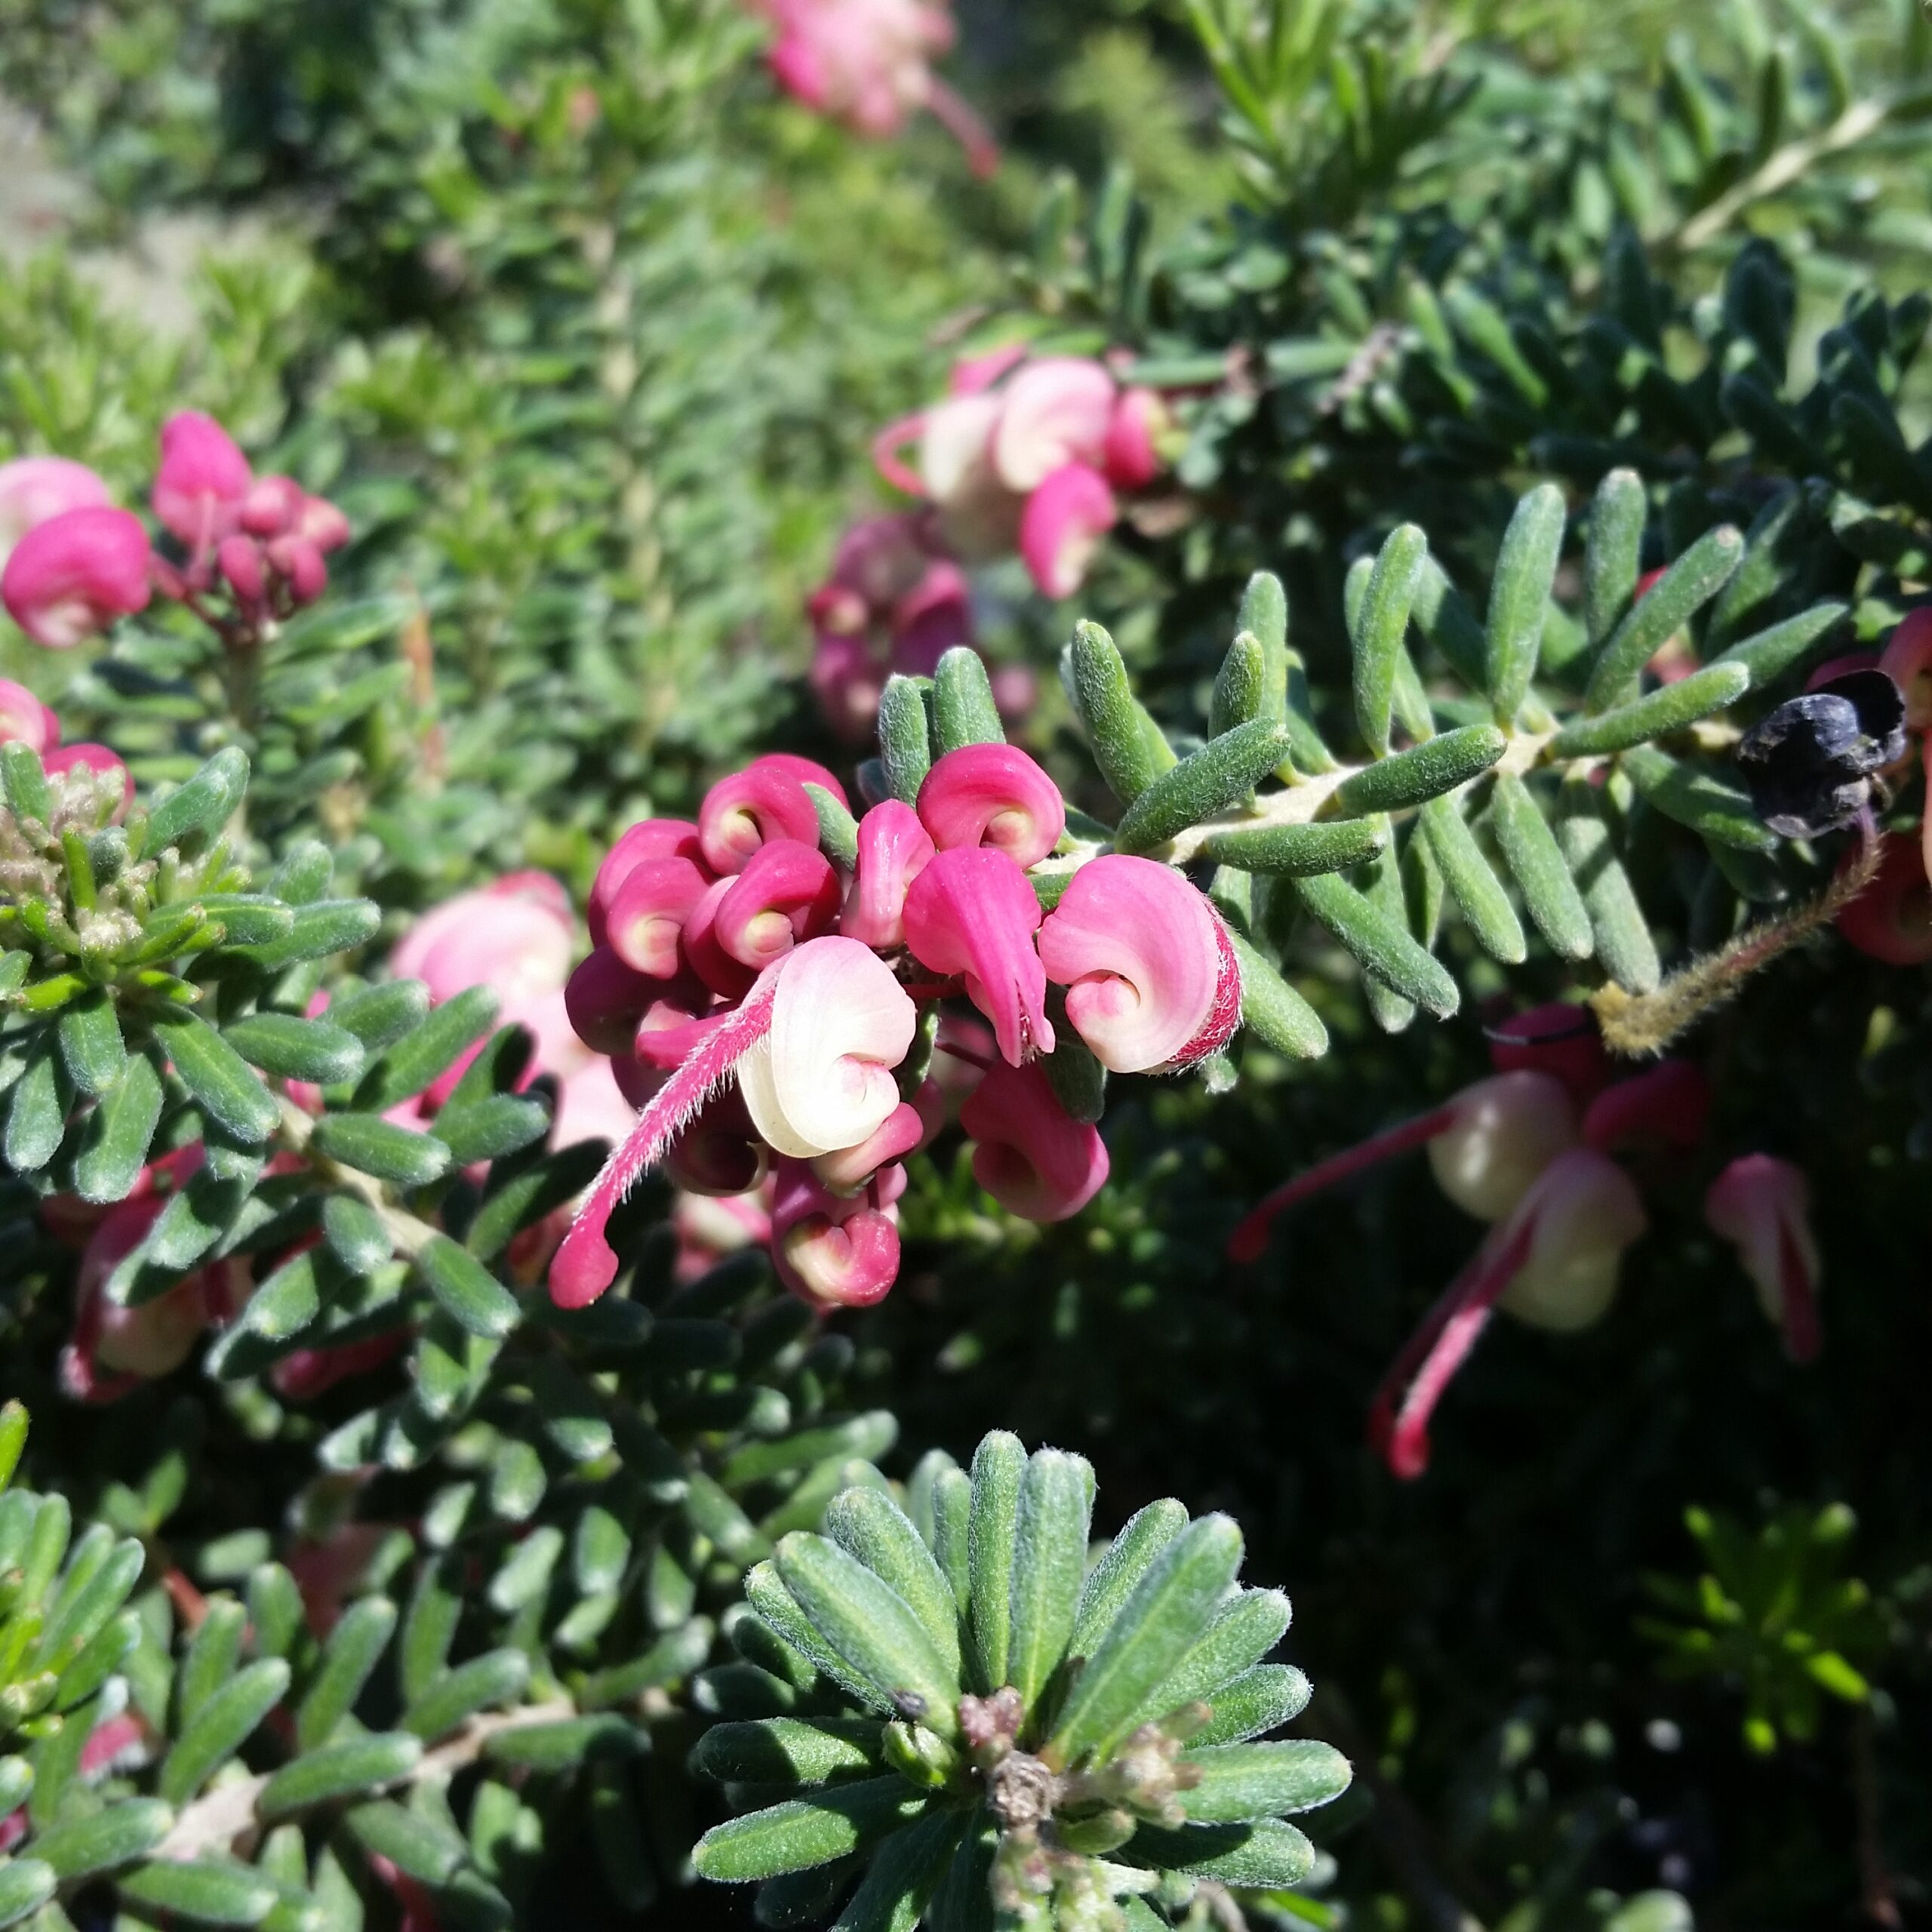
left=2, top=1, right=1931, bottom=1929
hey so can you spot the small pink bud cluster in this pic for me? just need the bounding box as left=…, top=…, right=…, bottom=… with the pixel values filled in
left=751, top=0, right=997, bottom=174
left=874, top=349, right=1174, bottom=601
left=552, top=743, right=1241, bottom=1310
left=0, top=414, right=349, bottom=654
left=1232, top=1004, right=1825, bottom=1476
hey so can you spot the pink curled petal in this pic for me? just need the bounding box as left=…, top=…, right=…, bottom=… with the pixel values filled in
left=1484, top=1002, right=1609, bottom=1105
left=271, top=1331, right=408, bottom=1404
left=0, top=457, right=112, bottom=564
left=267, top=535, right=328, bottom=605
left=841, top=800, right=936, bottom=952
left=1102, top=387, right=1170, bottom=491
left=1038, top=854, right=1226, bottom=1074
left=1425, top=1071, right=1577, bottom=1223
left=296, top=494, right=351, bottom=552
left=872, top=412, right=930, bottom=498
left=392, top=875, right=573, bottom=1008
left=589, top=817, right=706, bottom=945
left=152, top=411, right=253, bottom=543
left=699, top=756, right=823, bottom=875
left=737, top=936, right=918, bottom=1158
left=921, top=76, right=999, bottom=177
left=2, top=508, right=152, bottom=649
left=1704, top=1154, right=1823, bottom=1362
left=611, top=1052, right=669, bottom=1111
left=812, top=1100, right=925, bottom=1192
left=771, top=1158, right=903, bottom=1308
left=606, top=855, right=709, bottom=978
left=757, top=752, right=848, bottom=809
left=902, top=847, right=1053, bottom=1067
left=634, top=1003, right=732, bottom=1071
left=217, top=535, right=267, bottom=604
left=240, top=476, right=304, bottom=537
left=45, top=744, right=134, bottom=820
left=916, top=743, right=1066, bottom=870
left=960, top=1060, right=1108, bottom=1223
left=1580, top=1059, right=1712, bottom=1154
left=0, top=679, right=57, bottom=755
left=992, top=358, right=1118, bottom=493
left=664, top=1089, right=768, bottom=1197
left=1019, top=463, right=1117, bottom=600
left=715, top=838, right=841, bottom=969
left=683, top=875, right=760, bottom=999
left=888, top=561, right=974, bottom=674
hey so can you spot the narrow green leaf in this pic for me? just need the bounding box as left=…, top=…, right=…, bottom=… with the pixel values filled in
left=1419, top=795, right=1526, bottom=964
left=149, top=1011, right=280, bottom=1144
left=1410, top=558, right=1487, bottom=689
left=1226, top=932, right=1327, bottom=1060
left=877, top=677, right=934, bottom=806
left=1552, top=662, right=1751, bottom=758
left=258, top=1732, right=423, bottom=1818
left=1585, top=468, right=1648, bottom=648
left=1113, top=721, right=1292, bottom=854
left=804, top=784, right=860, bottom=872
left=1558, top=799, right=1662, bottom=994
left=7, top=1035, right=70, bottom=1173
left=965, top=1431, right=1025, bottom=1697
left=223, top=1014, right=366, bottom=1086
left=321, top=1194, right=392, bottom=1275
left=414, top=1235, right=518, bottom=1340
left=1153, top=1589, right=1291, bottom=1712
left=1199, top=817, right=1384, bottom=877
left=1709, top=601, right=1847, bottom=684
left=1352, top=524, right=1428, bottom=756
left=401, top=1646, right=530, bottom=1743
left=329, top=981, right=430, bottom=1051
left=1040, top=1029, right=1106, bottom=1125
left=362, top=988, right=498, bottom=1110
left=297, top=1596, right=398, bottom=1749
left=310, top=1114, right=451, bottom=1188
left=1238, top=573, right=1289, bottom=729
left=31, top=1799, right=174, bottom=1880
left=1125, top=1817, right=1315, bottom=1888
left=1488, top=775, right=1593, bottom=959
left=35, top=1535, right=143, bottom=1668
left=339, top=1800, right=466, bottom=1886
left=932, top=648, right=1004, bottom=752
left=431, top=1093, right=550, bottom=1165
left=1331, top=724, right=1506, bottom=817
left=1190, top=1663, right=1312, bottom=1746
left=1586, top=525, right=1744, bottom=709
left=1005, top=1450, right=1093, bottom=1710
left=690, top=1718, right=884, bottom=1786
left=1292, top=872, right=1460, bottom=1018
left=231, top=899, right=380, bottom=972
left=928, top=1468, right=972, bottom=1611
left=160, top=1657, right=291, bottom=1802
left=57, top=992, right=125, bottom=1098
left=118, top=1860, right=279, bottom=1926
left=1180, top=1740, right=1353, bottom=1823
left=1486, top=484, right=1565, bottom=720
left=0, top=1860, right=54, bottom=1930
left=825, top=1491, right=961, bottom=1680
left=0, top=741, right=52, bottom=823
left=73, top=1050, right=164, bottom=1204
left=1209, top=632, right=1267, bottom=739
left=1622, top=746, right=1777, bottom=852
left=145, top=749, right=248, bottom=854
left=828, top=1805, right=960, bottom=1932
left=692, top=1780, right=931, bottom=1883
left=1070, top=1500, right=1189, bottom=1662
left=178, top=1598, right=248, bottom=1725
left=194, top=896, right=295, bottom=947
left=1069, top=622, right=1159, bottom=805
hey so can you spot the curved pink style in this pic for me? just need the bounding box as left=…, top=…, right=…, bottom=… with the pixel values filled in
left=841, top=800, right=936, bottom=951
left=2, top=507, right=152, bottom=648
left=1020, top=462, right=1118, bottom=599
left=1580, top=1059, right=1711, bottom=1154
left=0, top=457, right=111, bottom=564
left=811, top=1098, right=925, bottom=1192
left=1038, top=855, right=1238, bottom=1075
left=902, top=846, right=1054, bottom=1066
left=1103, top=387, right=1170, bottom=491
left=699, top=756, right=825, bottom=875
left=1425, top=1071, right=1577, bottom=1223
left=46, top=744, right=134, bottom=820
left=1705, top=1154, right=1823, bottom=1363
left=737, top=936, right=918, bottom=1158
left=917, top=743, right=1066, bottom=870
left=959, top=1059, right=1108, bottom=1223
left=1484, top=1002, right=1609, bottom=1105
left=0, top=678, right=60, bottom=755
left=992, top=358, right=1117, bottom=494
left=589, top=817, right=706, bottom=946
left=605, top=855, right=709, bottom=979
left=771, top=1158, right=903, bottom=1309
left=152, top=411, right=253, bottom=545
left=715, top=838, right=841, bottom=969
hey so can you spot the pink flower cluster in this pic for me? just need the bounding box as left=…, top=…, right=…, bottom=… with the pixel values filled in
left=750, top=0, right=997, bottom=175
left=1231, top=1004, right=1824, bottom=1478
left=552, top=743, right=1241, bottom=1311
left=874, top=348, right=1172, bottom=601
left=0, top=414, right=349, bottom=652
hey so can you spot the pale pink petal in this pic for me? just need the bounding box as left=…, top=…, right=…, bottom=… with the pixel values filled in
left=959, top=1059, right=1107, bottom=1222
left=840, top=800, right=936, bottom=952
left=1425, top=1071, right=1577, bottom=1223
left=916, top=743, right=1065, bottom=870
left=992, top=358, right=1118, bottom=493
left=1018, top=462, right=1116, bottom=598
left=901, top=847, right=1053, bottom=1066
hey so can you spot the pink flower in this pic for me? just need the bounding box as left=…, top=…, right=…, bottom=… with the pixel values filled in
left=959, top=1058, right=1108, bottom=1223
left=771, top=1156, right=903, bottom=1308
left=917, top=743, right=1066, bottom=870
left=811, top=630, right=889, bottom=745
left=714, top=838, right=841, bottom=969
left=2, top=507, right=152, bottom=648
left=841, top=800, right=936, bottom=951
left=1424, top=1071, right=1577, bottom=1222
left=603, top=854, right=709, bottom=979
left=885, top=559, right=974, bottom=673
left=1878, top=608, right=1932, bottom=731
left=1704, top=1154, right=1823, bottom=1362
left=811, top=1097, right=926, bottom=1192
left=682, top=877, right=760, bottom=999
left=906, top=393, right=1024, bottom=559
left=1038, top=856, right=1239, bottom=1075
left=392, top=872, right=574, bottom=1011
left=46, top=743, right=134, bottom=820
left=217, top=534, right=267, bottom=604
left=0, top=678, right=60, bottom=755
left=665, top=1091, right=769, bottom=1198
left=991, top=358, right=1117, bottom=493
left=565, top=945, right=664, bottom=1055
left=1019, top=462, right=1117, bottom=599
left=1580, top=1059, right=1711, bottom=1155
left=902, top=847, right=1054, bottom=1066
left=589, top=817, right=708, bottom=946
left=0, top=457, right=111, bottom=565
left=1103, top=388, right=1171, bottom=491
left=1483, top=1002, right=1609, bottom=1105
left=1836, top=832, right=1932, bottom=964
left=674, top=1184, right=773, bottom=1281
left=152, top=411, right=252, bottom=545
left=698, top=755, right=838, bottom=876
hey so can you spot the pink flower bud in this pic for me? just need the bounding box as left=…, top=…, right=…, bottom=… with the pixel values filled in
left=828, top=512, right=933, bottom=608
left=1425, top=1071, right=1577, bottom=1222
left=664, top=1089, right=768, bottom=1196
left=700, top=755, right=825, bottom=875
left=1483, top=1002, right=1608, bottom=1104
left=841, top=800, right=935, bottom=951
left=738, top=935, right=919, bottom=1158
left=0, top=456, right=110, bottom=565
left=240, top=475, right=306, bottom=537
left=715, top=837, right=841, bottom=971
left=217, top=534, right=267, bottom=603
left=902, top=847, right=1054, bottom=1066
left=295, top=493, right=352, bottom=553
left=632, top=978, right=727, bottom=1069
left=916, top=743, right=1066, bottom=869
left=812, top=1098, right=925, bottom=1192
left=772, top=1157, right=903, bottom=1309
left=1580, top=1059, right=1711, bottom=1154
left=266, top=534, right=328, bottom=604
left=2, top=507, right=152, bottom=648
left=1704, top=1154, right=1822, bottom=1362
left=1103, top=387, right=1171, bottom=491
left=0, top=678, right=59, bottom=755
left=589, top=817, right=706, bottom=946
left=1019, top=462, right=1117, bottom=599
left=1837, top=831, right=1932, bottom=964
left=565, top=946, right=663, bottom=1056
left=811, top=631, right=888, bottom=744
left=1878, top=608, right=1932, bottom=731
left=992, top=358, right=1117, bottom=493
left=392, top=873, right=574, bottom=1009
left=152, top=411, right=252, bottom=544
left=959, top=1059, right=1108, bottom=1222
left=682, top=875, right=760, bottom=999
left=1038, top=855, right=1238, bottom=1075
left=888, top=561, right=974, bottom=674
left=45, top=743, right=134, bottom=820
left=605, top=854, right=709, bottom=979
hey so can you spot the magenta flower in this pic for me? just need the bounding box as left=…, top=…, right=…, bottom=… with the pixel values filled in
left=811, top=1096, right=928, bottom=1192
left=1103, top=387, right=1172, bottom=491
left=1705, top=1154, right=1823, bottom=1362
left=604, top=854, right=709, bottom=979
left=959, top=1058, right=1108, bottom=1223
left=0, top=456, right=111, bottom=566
left=917, top=743, right=1066, bottom=870
left=698, top=754, right=841, bottom=875
left=1482, top=1001, right=1610, bottom=1105
left=1019, top=462, right=1118, bottom=599
left=589, top=816, right=708, bottom=946
left=841, top=800, right=936, bottom=952
left=771, top=1155, right=904, bottom=1308
left=715, top=837, right=841, bottom=970
left=2, top=506, right=152, bottom=648
left=152, top=411, right=253, bottom=546
left=681, top=876, right=761, bottom=999
left=902, top=846, right=1054, bottom=1066
left=0, top=678, right=60, bottom=755
left=811, top=630, right=889, bottom=745
left=1038, top=855, right=1239, bottom=1075
left=564, top=945, right=663, bottom=1057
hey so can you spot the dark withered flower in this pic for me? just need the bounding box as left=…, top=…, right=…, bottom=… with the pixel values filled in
left=1735, top=669, right=1906, bottom=839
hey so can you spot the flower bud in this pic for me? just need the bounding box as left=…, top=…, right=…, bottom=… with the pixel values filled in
left=1425, top=1071, right=1577, bottom=1222
left=1704, top=1153, right=1822, bottom=1361
left=0, top=456, right=110, bottom=565
left=715, top=838, right=841, bottom=969
left=1483, top=1001, right=1608, bottom=1103
left=959, top=1059, right=1108, bottom=1223
left=240, top=475, right=306, bottom=537
left=992, top=358, right=1117, bottom=493
left=565, top=945, right=663, bottom=1056
left=152, top=411, right=252, bottom=543
left=589, top=817, right=707, bottom=946
left=699, top=755, right=826, bottom=875
left=1878, top=608, right=1932, bottom=731
left=605, top=854, right=709, bottom=979
left=841, top=800, right=936, bottom=952
left=2, top=506, right=152, bottom=648
left=1836, top=831, right=1932, bottom=964
left=771, top=1158, right=903, bottom=1309
left=266, top=534, right=328, bottom=605
left=0, top=678, right=60, bottom=755
left=1019, top=461, right=1117, bottom=599
left=217, top=534, right=267, bottom=603
left=681, top=875, right=760, bottom=999
left=916, top=743, right=1066, bottom=870
left=295, top=493, right=352, bottom=553
left=1103, top=387, right=1170, bottom=491
left=1038, top=855, right=1239, bottom=1074
left=902, top=847, right=1054, bottom=1066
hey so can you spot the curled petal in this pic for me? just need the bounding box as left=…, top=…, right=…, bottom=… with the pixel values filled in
left=632, top=975, right=728, bottom=1069
left=715, top=838, right=841, bottom=970
left=565, top=946, right=663, bottom=1056
left=841, top=800, right=936, bottom=952
left=812, top=1099, right=926, bottom=1193
left=902, top=847, right=1053, bottom=1066
left=152, top=411, right=252, bottom=544
left=295, top=494, right=351, bottom=552
left=606, top=856, right=709, bottom=979
left=1038, top=855, right=1235, bottom=1074
left=1878, top=608, right=1932, bottom=732
left=683, top=876, right=760, bottom=999
left=271, top=1331, right=408, bottom=1403
left=1426, top=1071, right=1577, bottom=1223
left=888, top=561, right=974, bottom=675
left=1836, top=831, right=1932, bottom=964
left=0, top=457, right=111, bottom=565
left=992, top=358, right=1118, bottom=493
left=1705, top=1154, right=1822, bottom=1362
left=2, top=507, right=152, bottom=648
left=1483, top=1002, right=1609, bottom=1104
left=1102, top=386, right=1171, bottom=491
left=266, top=535, right=328, bottom=605
left=392, top=874, right=573, bottom=1009
left=0, top=679, right=60, bottom=755
left=217, top=535, right=267, bottom=603
left=1019, top=462, right=1117, bottom=599
left=771, top=1159, right=902, bottom=1309
left=699, top=756, right=824, bottom=876
left=737, top=937, right=918, bottom=1158
left=919, top=392, right=1003, bottom=508
left=1580, top=1060, right=1711, bottom=1154
left=959, top=1059, right=1108, bottom=1223
left=916, top=743, right=1066, bottom=870
left=665, top=1088, right=769, bottom=1197
left=589, top=817, right=706, bottom=946
left=240, top=475, right=305, bottom=537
